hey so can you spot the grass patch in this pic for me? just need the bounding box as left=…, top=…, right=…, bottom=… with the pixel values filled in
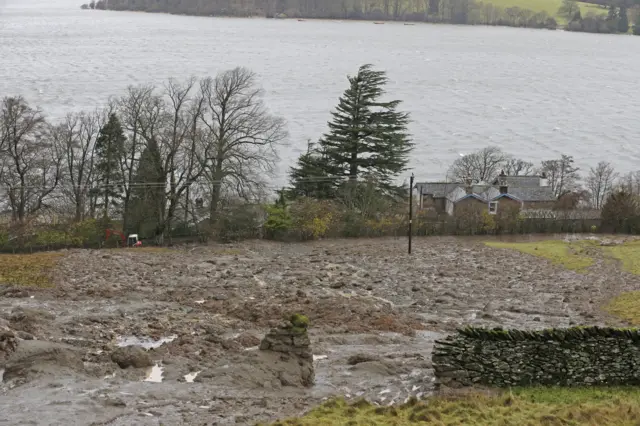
left=600, top=241, right=640, bottom=325
left=605, top=291, right=640, bottom=325
left=602, top=240, right=640, bottom=276
left=0, top=252, right=64, bottom=287
left=267, top=387, right=640, bottom=425
left=485, top=240, right=595, bottom=272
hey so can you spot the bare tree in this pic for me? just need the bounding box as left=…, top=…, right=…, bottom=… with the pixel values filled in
left=503, top=157, right=535, bottom=176
left=0, top=97, right=63, bottom=222
left=55, top=111, right=99, bottom=221
left=198, top=68, right=287, bottom=229
left=540, top=155, right=580, bottom=197
left=618, top=170, right=640, bottom=196
left=586, top=161, right=617, bottom=209
left=116, top=85, right=154, bottom=233
left=145, top=78, right=207, bottom=241
left=448, top=146, right=506, bottom=183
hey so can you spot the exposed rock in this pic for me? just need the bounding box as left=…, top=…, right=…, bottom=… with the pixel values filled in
left=0, top=330, right=18, bottom=362
left=259, top=315, right=314, bottom=386
left=347, top=353, right=380, bottom=365
left=111, top=347, right=153, bottom=369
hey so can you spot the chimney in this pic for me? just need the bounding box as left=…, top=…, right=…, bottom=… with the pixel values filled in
left=498, top=170, right=508, bottom=194
left=464, top=177, right=473, bottom=194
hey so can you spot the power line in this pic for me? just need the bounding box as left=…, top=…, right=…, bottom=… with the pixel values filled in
left=0, top=175, right=372, bottom=191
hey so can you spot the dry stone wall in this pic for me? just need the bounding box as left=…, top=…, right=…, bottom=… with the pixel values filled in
left=433, top=326, right=640, bottom=388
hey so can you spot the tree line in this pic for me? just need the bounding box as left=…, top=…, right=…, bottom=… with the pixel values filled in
left=84, top=0, right=559, bottom=30
left=4, top=62, right=639, bottom=246
left=559, top=0, right=640, bottom=34
left=1, top=68, right=287, bottom=242
left=1, top=63, right=418, bottom=244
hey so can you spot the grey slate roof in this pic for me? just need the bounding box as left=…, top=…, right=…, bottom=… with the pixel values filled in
left=415, top=182, right=461, bottom=197
left=493, top=176, right=542, bottom=187
left=506, top=186, right=556, bottom=202
left=416, top=179, right=556, bottom=203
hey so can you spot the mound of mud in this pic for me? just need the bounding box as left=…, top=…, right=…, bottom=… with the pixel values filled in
left=0, top=330, right=18, bottom=363
left=3, top=340, right=86, bottom=384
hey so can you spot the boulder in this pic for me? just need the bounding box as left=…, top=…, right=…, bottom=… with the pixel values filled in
left=111, top=347, right=153, bottom=369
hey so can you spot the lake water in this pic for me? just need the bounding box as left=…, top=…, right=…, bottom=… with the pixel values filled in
left=2, top=0, right=640, bottom=186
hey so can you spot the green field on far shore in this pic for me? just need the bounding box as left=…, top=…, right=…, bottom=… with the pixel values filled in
left=485, top=0, right=607, bottom=18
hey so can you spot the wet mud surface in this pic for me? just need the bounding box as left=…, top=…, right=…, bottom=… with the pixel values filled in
left=1, top=236, right=637, bottom=425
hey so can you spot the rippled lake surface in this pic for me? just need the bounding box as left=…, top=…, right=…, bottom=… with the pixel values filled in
left=2, top=0, right=640, bottom=183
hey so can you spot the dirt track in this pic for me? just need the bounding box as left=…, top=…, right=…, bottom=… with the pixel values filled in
left=0, top=236, right=637, bottom=425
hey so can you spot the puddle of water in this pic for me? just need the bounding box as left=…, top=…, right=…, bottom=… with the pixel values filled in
left=313, top=354, right=328, bottom=361
left=104, top=372, right=116, bottom=379
left=0, top=368, right=4, bottom=383
left=195, top=300, right=205, bottom=304
left=144, top=364, right=163, bottom=383
left=184, top=371, right=201, bottom=383
left=117, top=335, right=177, bottom=350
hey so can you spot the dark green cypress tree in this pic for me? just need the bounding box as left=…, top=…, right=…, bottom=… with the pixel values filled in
left=288, top=141, right=335, bottom=198
left=128, top=139, right=165, bottom=238
left=289, top=64, right=412, bottom=198
left=93, top=113, right=125, bottom=219
left=619, top=6, right=629, bottom=33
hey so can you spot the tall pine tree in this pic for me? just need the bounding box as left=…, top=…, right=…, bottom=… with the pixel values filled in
left=289, top=64, right=412, bottom=197
left=128, top=139, right=165, bottom=238
left=93, top=113, right=125, bottom=219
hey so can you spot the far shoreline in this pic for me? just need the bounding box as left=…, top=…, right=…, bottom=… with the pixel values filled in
left=82, top=7, right=579, bottom=32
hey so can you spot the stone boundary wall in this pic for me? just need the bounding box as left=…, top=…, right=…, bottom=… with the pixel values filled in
left=433, top=326, right=640, bottom=388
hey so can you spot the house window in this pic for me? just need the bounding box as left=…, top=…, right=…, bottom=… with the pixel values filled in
left=489, top=201, right=498, bottom=215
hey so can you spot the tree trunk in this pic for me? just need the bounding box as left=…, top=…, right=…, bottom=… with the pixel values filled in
left=209, top=181, right=222, bottom=232
left=104, top=175, right=110, bottom=220
left=349, top=152, right=358, bottom=180
left=75, top=194, right=82, bottom=222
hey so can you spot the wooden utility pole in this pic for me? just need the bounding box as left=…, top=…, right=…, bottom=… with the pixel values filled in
left=409, top=173, right=414, bottom=255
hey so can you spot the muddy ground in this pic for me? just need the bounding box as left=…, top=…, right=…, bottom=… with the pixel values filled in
left=0, top=235, right=638, bottom=425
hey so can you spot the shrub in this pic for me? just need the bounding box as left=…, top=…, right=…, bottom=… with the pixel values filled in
left=33, top=230, right=72, bottom=247
left=68, top=218, right=102, bottom=245
left=601, top=190, right=640, bottom=232
left=215, top=203, right=264, bottom=242
left=264, top=204, right=293, bottom=240
left=289, top=198, right=335, bottom=240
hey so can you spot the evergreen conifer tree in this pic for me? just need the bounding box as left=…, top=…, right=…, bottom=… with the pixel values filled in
left=289, top=64, right=412, bottom=198
left=93, top=113, right=125, bottom=218
left=128, top=139, right=165, bottom=238
left=618, top=6, right=629, bottom=33
left=288, top=141, right=335, bottom=198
